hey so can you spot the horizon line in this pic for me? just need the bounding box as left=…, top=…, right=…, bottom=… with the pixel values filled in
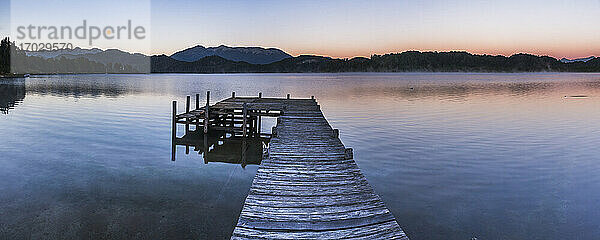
left=2, top=36, right=596, bottom=60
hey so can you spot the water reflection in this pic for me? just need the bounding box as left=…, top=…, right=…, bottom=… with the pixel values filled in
left=0, top=79, right=25, bottom=114
left=24, top=75, right=138, bottom=98
left=17, top=73, right=600, bottom=101
left=2, top=73, right=600, bottom=240
left=173, top=130, right=267, bottom=167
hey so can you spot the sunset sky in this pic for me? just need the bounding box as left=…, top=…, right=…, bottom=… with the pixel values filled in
left=2, top=0, right=599, bottom=59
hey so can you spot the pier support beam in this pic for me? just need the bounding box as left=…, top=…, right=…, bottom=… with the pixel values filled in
left=185, top=96, right=190, bottom=134
left=195, top=94, right=200, bottom=130
left=171, top=100, right=177, bottom=161
left=204, top=91, right=210, bottom=133
left=242, top=103, right=248, bottom=137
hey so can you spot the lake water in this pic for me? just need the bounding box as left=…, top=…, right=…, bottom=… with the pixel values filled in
left=1, top=73, right=600, bottom=240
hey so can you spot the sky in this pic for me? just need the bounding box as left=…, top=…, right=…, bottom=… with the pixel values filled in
left=1, top=0, right=600, bottom=59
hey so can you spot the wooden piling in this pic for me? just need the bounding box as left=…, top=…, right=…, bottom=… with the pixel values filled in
left=203, top=134, right=209, bottom=164
left=171, top=100, right=177, bottom=161
left=195, top=94, right=200, bottom=129
left=204, top=91, right=210, bottom=133
left=241, top=138, right=247, bottom=168
left=185, top=96, right=190, bottom=134
left=257, top=112, right=262, bottom=135
left=242, top=103, right=248, bottom=137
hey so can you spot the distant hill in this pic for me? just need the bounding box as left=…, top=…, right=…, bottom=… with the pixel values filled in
left=152, top=55, right=255, bottom=73
left=170, top=45, right=292, bottom=64
left=24, top=47, right=103, bottom=59
left=3, top=38, right=600, bottom=74
left=16, top=48, right=150, bottom=73
left=152, top=51, right=600, bottom=73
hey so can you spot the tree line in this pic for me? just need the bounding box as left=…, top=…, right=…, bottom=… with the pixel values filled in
left=3, top=36, right=600, bottom=74
left=151, top=51, right=600, bottom=73
left=0, top=38, right=139, bottom=74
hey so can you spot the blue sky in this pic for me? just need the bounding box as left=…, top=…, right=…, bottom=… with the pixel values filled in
left=0, top=0, right=7, bottom=37
left=2, top=0, right=600, bottom=58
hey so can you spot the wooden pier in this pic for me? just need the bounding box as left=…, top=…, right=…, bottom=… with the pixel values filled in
left=172, top=92, right=409, bottom=239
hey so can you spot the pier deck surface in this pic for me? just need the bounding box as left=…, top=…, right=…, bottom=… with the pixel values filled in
left=219, top=98, right=409, bottom=239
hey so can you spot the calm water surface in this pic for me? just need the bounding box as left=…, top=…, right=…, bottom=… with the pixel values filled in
left=1, top=73, right=600, bottom=239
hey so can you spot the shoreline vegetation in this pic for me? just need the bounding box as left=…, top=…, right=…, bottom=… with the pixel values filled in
left=1, top=37, right=600, bottom=75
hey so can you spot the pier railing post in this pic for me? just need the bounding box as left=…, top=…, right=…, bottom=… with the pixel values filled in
left=195, top=94, right=200, bottom=130
left=171, top=100, right=177, bottom=161
left=185, top=96, right=190, bottom=134
left=257, top=111, right=262, bottom=136
left=242, top=103, right=248, bottom=137
left=204, top=91, right=210, bottom=133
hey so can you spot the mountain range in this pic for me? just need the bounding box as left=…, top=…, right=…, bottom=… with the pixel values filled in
left=5, top=42, right=600, bottom=73
left=170, top=45, right=291, bottom=64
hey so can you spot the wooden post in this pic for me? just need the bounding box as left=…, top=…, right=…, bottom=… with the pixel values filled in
left=287, top=93, right=290, bottom=99
left=171, top=101, right=177, bottom=161
left=241, top=138, right=247, bottom=168
left=257, top=112, right=262, bottom=136
left=203, top=134, right=209, bottom=164
left=195, top=94, right=200, bottom=130
left=258, top=92, right=262, bottom=98
left=311, top=96, right=315, bottom=100
left=253, top=114, right=258, bottom=136
left=232, top=91, right=236, bottom=98
left=204, top=91, right=210, bottom=133
left=242, top=103, right=248, bottom=137
left=186, top=96, right=190, bottom=113
left=185, top=96, right=190, bottom=134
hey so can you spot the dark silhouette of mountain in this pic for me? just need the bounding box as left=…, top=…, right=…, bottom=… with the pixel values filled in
left=24, top=47, right=103, bottom=59
left=152, top=55, right=256, bottom=73
left=3, top=37, right=600, bottom=74
left=152, top=51, right=600, bottom=73
left=58, top=49, right=150, bottom=73
left=170, top=45, right=292, bottom=64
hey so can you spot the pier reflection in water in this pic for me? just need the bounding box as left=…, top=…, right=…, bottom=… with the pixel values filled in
left=0, top=79, right=25, bottom=114
left=173, top=129, right=268, bottom=167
